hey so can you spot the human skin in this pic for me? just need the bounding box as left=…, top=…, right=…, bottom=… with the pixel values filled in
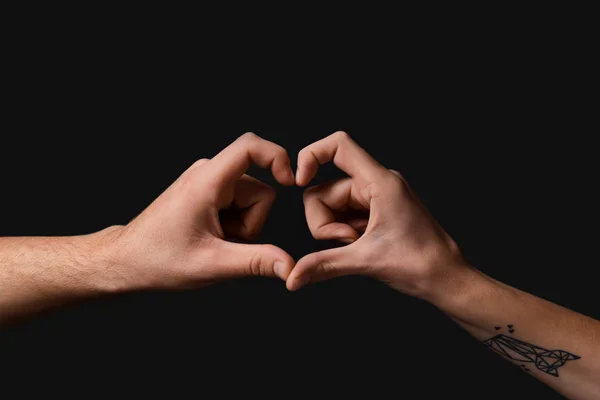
left=289, top=131, right=600, bottom=400
left=0, top=133, right=295, bottom=322
left=2, top=131, right=598, bottom=398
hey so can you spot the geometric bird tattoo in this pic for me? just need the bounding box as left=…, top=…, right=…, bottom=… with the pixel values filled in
left=483, top=333, right=581, bottom=377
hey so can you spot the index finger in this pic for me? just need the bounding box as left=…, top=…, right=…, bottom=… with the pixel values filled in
left=207, top=132, right=295, bottom=187
left=296, top=131, right=387, bottom=186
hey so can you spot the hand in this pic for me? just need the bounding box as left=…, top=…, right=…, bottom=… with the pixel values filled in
left=287, top=131, right=469, bottom=300
left=102, top=133, right=296, bottom=291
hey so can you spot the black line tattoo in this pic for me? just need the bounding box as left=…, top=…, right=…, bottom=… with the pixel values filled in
left=483, top=325, right=580, bottom=377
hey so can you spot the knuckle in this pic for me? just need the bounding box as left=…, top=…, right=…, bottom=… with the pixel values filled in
left=178, top=170, right=202, bottom=194
left=396, top=177, right=409, bottom=194
left=277, top=146, right=289, bottom=159
left=313, top=226, right=328, bottom=239
left=248, top=245, right=277, bottom=277
left=240, top=132, right=258, bottom=142
left=316, top=260, right=336, bottom=279
left=301, top=148, right=319, bottom=164
left=192, top=158, right=210, bottom=168
left=297, top=147, right=310, bottom=161
left=383, top=170, right=406, bottom=191
left=248, top=250, right=263, bottom=276
left=389, top=169, right=402, bottom=178
left=359, top=181, right=380, bottom=200
left=392, top=179, right=408, bottom=198
left=334, top=130, right=350, bottom=141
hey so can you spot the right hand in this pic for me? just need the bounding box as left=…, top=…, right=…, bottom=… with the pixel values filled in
left=100, top=133, right=296, bottom=292
left=287, top=131, right=470, bottom=300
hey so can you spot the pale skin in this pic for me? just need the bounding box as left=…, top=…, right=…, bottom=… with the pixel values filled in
left=0, top=133, right=297, bottom=321
left=1, top=132, right=599, bottom=398
left=290, top=132, right=600, bottom=399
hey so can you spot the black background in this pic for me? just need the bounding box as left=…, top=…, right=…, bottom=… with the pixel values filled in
left=1, top=13, right=597, bottom=399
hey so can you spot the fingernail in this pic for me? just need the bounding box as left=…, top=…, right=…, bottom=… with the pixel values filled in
left=295, top=167, right=302, bottom=185
left=274, top=261, right=286, bottom=280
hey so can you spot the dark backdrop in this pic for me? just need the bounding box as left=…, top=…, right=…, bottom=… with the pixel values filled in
left=1, top=20, right=597, bottom=399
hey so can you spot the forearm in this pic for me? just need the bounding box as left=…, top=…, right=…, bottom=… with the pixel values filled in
left=0, top=227, right=122, bottom=323
left=428, top=266, right=600, bottom=399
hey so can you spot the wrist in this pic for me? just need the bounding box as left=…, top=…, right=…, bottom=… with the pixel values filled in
left=84, top=225, right=132, bottom=294
left=420, top=261, right=487, bottom=313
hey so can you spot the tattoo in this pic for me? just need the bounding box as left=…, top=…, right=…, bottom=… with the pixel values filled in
left=483, top=325, right=580, bottom=377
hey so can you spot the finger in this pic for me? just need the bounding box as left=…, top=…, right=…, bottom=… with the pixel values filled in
left=220, top=175, right=276, bottom=240
left=170, top=158, right=211, bottom=190
left=208, top=132, right=294, bottom=188
left=286, top=246, right=365, bottom=291
left=346, top=218, right=369, bottom=233
left=188, top=158, right=211, bottom=172
left=303, top=179, right=360, bottom=242
left=296, top=131, right=387, bottom=187
left=209, top=240, right=295, bottom=281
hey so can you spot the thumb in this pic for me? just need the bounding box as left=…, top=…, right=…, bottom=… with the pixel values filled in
left=286, top=245, right=363, bottom=291
left=211, top=240, right=295, bottom=281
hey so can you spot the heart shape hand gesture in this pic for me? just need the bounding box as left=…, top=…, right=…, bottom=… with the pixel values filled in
left=4, top=131, right=596, bottom=400
left=102, top=131, right=469, bottom=302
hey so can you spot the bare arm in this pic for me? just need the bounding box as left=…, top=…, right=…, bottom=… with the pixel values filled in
left=288, top=131, right=600, bottom=399
left=0, top=229, right=119, bottom=322
left=0, top=133, right=296, bottom=324
left=433, top=268, right=600, bottom=399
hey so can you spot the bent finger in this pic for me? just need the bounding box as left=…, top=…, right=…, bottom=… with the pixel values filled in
left=303, top=179, right=359, bottom=242
left=296, top=131, right=387, bottom=187
left=208, top=132, right=294, bottom=188
left=221, top=175, right=276, bottom=240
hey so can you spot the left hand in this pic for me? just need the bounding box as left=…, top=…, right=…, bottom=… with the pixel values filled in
left=287, top=131, right=467, bottom=301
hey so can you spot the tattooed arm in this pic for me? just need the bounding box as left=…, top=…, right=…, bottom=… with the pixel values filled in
left=434, top=269, right=598, bottom=397
left=0, top=133, right=296, bottom=323
left=287, top=131, right=600, bottom=399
